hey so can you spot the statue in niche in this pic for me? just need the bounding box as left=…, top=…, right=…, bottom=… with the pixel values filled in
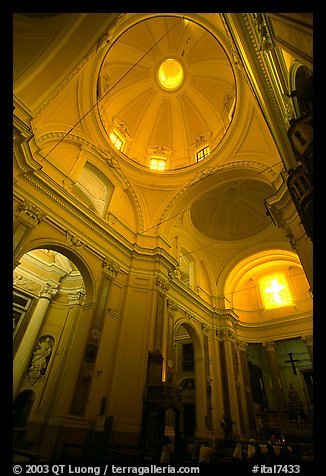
left=27, top=336, right=54, bottom=384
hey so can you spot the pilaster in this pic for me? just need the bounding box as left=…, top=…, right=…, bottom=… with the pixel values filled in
left=263, top=340, right=286, bottom=412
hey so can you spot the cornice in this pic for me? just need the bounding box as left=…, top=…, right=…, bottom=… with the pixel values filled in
left=223, top=13, right=297, bottom=171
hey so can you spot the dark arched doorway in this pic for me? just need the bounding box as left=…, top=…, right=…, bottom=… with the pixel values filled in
left=13, top=390, right=35, bottom=446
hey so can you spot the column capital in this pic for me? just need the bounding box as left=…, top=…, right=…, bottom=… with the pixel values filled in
left=41, top=282, right=58, bottom=299
left=302, top=334, right=313, bottom=345
left=237, top=340, right=248, bottom=351
left=263, top=340, right=276, bottom=352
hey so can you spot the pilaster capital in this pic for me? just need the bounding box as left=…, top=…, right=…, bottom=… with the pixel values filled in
left=18, top=200, right=45, bottom=227
left=156, top=276, right=169, bottom=295
left=216, top=327, right=235, bottom=341
left=103, top=257, right=119, bottom=280
left=216, top=329, right=226, bottom=341
left=168, top=266, right=179, bottom=281
left=201, top=323, right=210, bottom=334
left=167, top=299, right=178, bottom=316
left=68, top=290, right=86, bottom=305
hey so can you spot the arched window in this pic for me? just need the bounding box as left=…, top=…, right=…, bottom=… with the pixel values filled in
left=179, top=251, right=194, bottom=288
left=290, top=63, right=313, bottom=118
left=259, top=273, right=292, bottom=309
left=72, top=162, right=114, bottom=217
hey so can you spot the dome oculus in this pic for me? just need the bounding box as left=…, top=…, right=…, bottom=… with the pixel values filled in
left=158, top=58, right=184, bottom=90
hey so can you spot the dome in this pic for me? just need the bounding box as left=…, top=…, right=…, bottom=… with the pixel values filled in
left=97, top=15, right=236, bottom=170
left=190, top=178, right=275, bottom=241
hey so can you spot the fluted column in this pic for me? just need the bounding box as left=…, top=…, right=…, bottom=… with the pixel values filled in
left=13, top=282, right=58, bottom=398
left=263, top=341, right=286, bottom=412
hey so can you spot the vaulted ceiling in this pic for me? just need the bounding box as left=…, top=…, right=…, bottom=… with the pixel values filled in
left=97, top=15, right=236, bottom=169
left=14, top=13, right=311, bottom=325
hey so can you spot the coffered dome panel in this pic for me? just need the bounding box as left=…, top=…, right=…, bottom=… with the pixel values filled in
left=97, top=15, right=236, bottom=170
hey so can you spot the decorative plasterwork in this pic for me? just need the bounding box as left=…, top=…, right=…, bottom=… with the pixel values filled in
left=103, top=257, right=120, bottom=280
left=156, top=276, right=169, bottom=295
left=66, top=230, right=86, bottom=249
left=167, top=299, right=178, bottom=316
left=13, top=273, right=42, bottom=295
left=18, top=200, right=45, bottom=227
left=243, top=13, right=292, bottom=132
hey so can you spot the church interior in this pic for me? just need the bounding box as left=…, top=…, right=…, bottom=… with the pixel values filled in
left=13, top=13, right=313, bottom=464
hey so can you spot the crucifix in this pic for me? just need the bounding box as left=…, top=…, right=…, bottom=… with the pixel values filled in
left=285, top=352, right=300, bottom=375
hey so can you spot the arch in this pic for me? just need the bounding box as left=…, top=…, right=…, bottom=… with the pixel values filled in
left=13, top=390, right=35, bottom=428
left=215, top=241, right=295, bottom=305
left=174, top=320, right=207, bottom=438
left=222, top=249, right=311, bottom=324
left=174, top=320, right=204, bottom=360
left=289, top=61, right=313, bottom=117
left=16, top=242, right=96, bottom=303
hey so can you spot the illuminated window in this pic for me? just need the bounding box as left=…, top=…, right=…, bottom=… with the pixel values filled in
left=110, top=130, right=125, bottom=151
left=150, top=157, right=166, bottom=171
left=158, top=58, right=184, bottom=91
left=196, top=146, right=210, bottom=162
left=259, top=274, right=293, bottom=309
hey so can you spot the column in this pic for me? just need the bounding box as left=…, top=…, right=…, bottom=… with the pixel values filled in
left=13, top=282, right=58, bottom=398
left=302, top=335, right=313, bottom=365
left=237, top=341, right=257, bottom=434
left=203, top=327, right=213, bottom=432
left=263, top=341, right=286, bottom=412
left=217, top=332, right=231, bottom=421
left=154, top=277, right=169, bottom=352
left=166, top=299, right=178, bottom=383
left=154, top=277, right=169, bottom=381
